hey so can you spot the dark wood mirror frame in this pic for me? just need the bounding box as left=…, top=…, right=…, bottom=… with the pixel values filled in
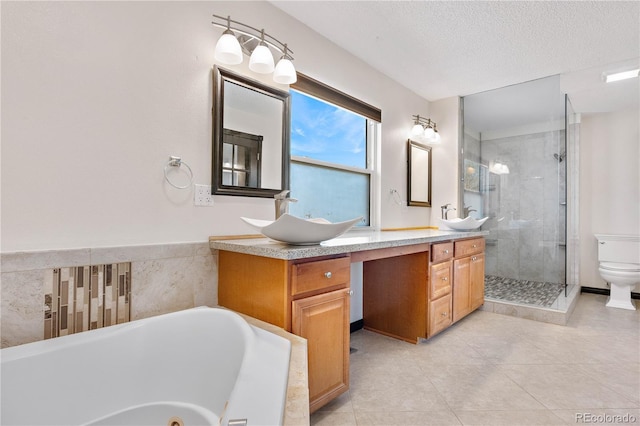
left=407, top=140, right=432, bottom=207
left=212, top=66, right=291, bottom=197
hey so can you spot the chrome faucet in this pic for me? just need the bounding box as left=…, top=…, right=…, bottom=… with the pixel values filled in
left=274, top=190, right=298, bottom=219
left=463, top=205, right=477, bottom=218
left=441, top=203, right=456, bottom=220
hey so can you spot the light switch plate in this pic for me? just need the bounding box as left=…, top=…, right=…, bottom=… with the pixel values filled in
left=194, top=184, right=214, bottom=206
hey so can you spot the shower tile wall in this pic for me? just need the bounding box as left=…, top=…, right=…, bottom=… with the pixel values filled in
left=481, top=130, right=566, bottom=284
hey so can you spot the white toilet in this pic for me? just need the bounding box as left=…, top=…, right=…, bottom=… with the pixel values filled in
left=595, top=234, right=640, bottom=310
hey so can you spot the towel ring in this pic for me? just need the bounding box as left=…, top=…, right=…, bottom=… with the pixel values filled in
left=164, top=156, right=193, bottom=189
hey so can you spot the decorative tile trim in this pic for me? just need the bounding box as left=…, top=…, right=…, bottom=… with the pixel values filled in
left=44, top=263, right=131, bottom=339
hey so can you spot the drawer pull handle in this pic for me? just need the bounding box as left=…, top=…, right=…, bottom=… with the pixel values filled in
left=324, top=272, right=332, bottom=279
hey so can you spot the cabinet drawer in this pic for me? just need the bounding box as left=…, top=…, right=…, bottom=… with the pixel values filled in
left=429, top=293, right=452, bottom=337
left=431, top=242, right=454, bottom=263
left=455, top=238, right=485, bottom=257
left=291, top=257, right=350, bottom=297
left=430, top=261, right=452, bottom=299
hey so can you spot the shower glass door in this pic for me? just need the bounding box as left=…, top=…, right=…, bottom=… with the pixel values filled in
left=461, top=75, right=570, bottom=309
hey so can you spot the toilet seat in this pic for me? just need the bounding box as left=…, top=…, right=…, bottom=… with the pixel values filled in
left=599, top=262, right=640, bottom=272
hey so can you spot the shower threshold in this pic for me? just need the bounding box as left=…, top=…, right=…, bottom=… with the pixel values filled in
left=481, top=275, right=580, bottom=325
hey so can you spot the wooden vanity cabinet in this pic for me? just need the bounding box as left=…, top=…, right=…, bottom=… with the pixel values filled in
left=452, top=238, right=485, bottom=322
left=217, top=250, right=351, bottom=413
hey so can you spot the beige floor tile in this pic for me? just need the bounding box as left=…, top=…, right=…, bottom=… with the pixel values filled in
left=574, top=363, right=640, bottom=404
left=423, top=364, right=546, bottom=411
left=356, top=410, right=462, bottom=425
left=454, top=409, right=567, bottom=425
left=501, top=364, right=640, bottom=410
left=349, top=373, right=450, bottom=412
left=310, top=411, right=358, bottom=426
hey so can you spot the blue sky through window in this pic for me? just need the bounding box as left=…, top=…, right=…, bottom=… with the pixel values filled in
left=290, top=90, right=367, bottom=169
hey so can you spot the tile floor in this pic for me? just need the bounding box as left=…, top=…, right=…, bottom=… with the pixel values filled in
left=311, top=294, right=640, bottom=425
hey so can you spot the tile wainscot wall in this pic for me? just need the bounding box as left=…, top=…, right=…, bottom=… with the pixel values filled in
left=1, top=242, right=217, bottom=348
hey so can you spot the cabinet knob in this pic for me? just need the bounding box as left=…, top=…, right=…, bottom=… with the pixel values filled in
left=348, top=290, right=354, bottom=296
left=472, top=244, right=477, bottom=248
left=441, top=312, right=447, bottom=317
left=472, top=256, right=477, bottom=261
left=442, top=277, right=448, bottom=281
left=324, top=271, right=332, bottom=279
left=443, top=249, right=449, bottom=254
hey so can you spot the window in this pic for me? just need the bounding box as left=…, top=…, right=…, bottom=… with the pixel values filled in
left=289, top=74, right=381, bottom=226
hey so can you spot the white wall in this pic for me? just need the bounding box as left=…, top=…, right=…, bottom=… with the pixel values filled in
left=429, top=97, right=461, bottom=225
left=1, top=1, right=450, bottom=252
left=579, top=108, right=640, bottom=289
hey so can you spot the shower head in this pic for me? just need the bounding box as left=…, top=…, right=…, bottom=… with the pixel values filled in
left=554, top=151, right=566, bottom=162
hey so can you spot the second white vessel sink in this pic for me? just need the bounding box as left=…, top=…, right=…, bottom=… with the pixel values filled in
left=440, top=216, right=489, bottom=231
left=241, top=214, right=362, bottom=245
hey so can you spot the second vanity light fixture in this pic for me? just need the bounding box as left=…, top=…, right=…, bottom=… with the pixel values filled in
left=212, top=14, right=297, bottom=84
left=410, top=114, right=441, bottom=144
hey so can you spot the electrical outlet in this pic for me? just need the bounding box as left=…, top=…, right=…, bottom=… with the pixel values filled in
left=194, top=184, right=214, bottom=206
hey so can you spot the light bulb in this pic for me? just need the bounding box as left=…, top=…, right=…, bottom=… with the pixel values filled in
left=411, top=124, right=424, bottom=137
left=214, top=30, right=243, bottom=65
left=424, top=126, right=435, bottom=139
left=273, top=57, right=297, bottom=84
left=249, top=43, right=274, bottom=74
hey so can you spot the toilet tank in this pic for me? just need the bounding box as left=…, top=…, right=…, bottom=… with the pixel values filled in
left=595, top=234, right=640, bottom=264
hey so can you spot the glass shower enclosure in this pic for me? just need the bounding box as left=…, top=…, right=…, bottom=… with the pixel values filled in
left=461, top=75, right=579, bottom=311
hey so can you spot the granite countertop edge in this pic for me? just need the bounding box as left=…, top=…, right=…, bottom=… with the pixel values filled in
left=210, top=229, right=490, bottom=260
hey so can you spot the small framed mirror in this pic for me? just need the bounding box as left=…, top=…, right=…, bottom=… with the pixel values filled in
left=212, top=66, right=290, bottom=197
left=407, top=140, right=432, bottom=207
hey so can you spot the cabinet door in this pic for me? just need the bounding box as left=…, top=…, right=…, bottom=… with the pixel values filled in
left=452, top=257, right=471, bottom=322
left=292, top=288, right=350, bottom=413
left=469, top=254, right=485, bottom=311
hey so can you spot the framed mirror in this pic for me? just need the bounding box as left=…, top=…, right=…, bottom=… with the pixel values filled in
left=407, top=140, right=432, bottom=207
left=212, top=66, right=290, bottom=197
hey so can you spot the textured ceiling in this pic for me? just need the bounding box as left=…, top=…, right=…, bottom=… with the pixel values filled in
left=271, top=1, right=639, bottom=113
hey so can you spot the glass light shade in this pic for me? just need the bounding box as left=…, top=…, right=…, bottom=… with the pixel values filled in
left=249, top=44, right=275, bottom=74
left=424, top=126, right=435, bottom=139
left=411, top=124, right=424, bottom=136
left=214, top=31, right=243, bottom=65
left=431, top=131, right=442, bottom=144
left=273, top=57, right=297, bottom=84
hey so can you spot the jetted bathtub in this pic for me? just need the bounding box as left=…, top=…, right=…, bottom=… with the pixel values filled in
left=1, top=307, right=291, bottom=426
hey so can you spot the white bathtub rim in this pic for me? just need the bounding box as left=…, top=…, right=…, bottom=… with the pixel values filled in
left=224, top=324, right=292, bottom=426
left=1, top=306, right=252, bottom=362
left=81, top=401, right=218, bottom=426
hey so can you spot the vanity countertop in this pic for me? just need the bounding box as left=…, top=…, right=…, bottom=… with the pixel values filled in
left=210, top=228, right=489, bottom=260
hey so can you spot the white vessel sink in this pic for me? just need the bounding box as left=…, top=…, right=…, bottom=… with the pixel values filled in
left=440, top=216, right=488, bottom=231
left=241, top=214, right=363, bottom=245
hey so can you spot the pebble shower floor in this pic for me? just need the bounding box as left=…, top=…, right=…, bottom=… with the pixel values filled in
left=484, top=274, right=565, bottom=307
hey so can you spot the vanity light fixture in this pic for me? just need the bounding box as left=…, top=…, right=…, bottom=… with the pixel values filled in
left=604, top=68, right=639, bottom=83
left=212, top=14, right=297, bottom=84
left=409, top=115, right=441, bottom=144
